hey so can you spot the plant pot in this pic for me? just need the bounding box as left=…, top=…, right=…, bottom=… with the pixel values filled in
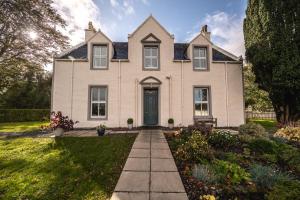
left=54, top=127, right=64, bottom=136
left=128, top=123, right=133, bottom=130
left=168, top=123, right=174, bottom=129
left=97, top=128, right=105, bottom=136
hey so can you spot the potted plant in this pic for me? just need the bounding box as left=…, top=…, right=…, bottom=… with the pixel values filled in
left=168, top=118, right=174, bottom=129
left=127, top=118, right=133, bottom=129
left=50, top=111, right=77, bottom=136
left=96, top=124, right=106, bottom=136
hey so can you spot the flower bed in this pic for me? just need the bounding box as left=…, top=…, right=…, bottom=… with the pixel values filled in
left=166, top=125, right=300, bottom=200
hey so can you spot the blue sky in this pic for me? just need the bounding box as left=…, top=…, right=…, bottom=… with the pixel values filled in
left=52, top=0, right=247, bottom=58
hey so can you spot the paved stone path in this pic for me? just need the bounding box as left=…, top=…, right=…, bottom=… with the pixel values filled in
left=111, top=130, right=188, bottom=200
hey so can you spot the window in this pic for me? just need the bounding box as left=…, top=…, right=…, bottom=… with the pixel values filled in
left=144, top=46, right=159, bottom=69
left=92, top=45, right=107, bottom=69
left=90, top=87, right=107, bottom=118
left=194, top=87, right=210, bottom=117
left=193, top=47, right=208, bottom=70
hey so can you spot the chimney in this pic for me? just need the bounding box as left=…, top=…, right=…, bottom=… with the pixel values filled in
left=85, top=21, right=96, bottom=41
left=201, top=25, right=211, bottom=41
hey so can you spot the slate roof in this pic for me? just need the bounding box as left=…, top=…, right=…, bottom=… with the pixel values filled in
left=174, top=43, right=190, bottom=60
left=112, top=42, right=128, bottom=59
left=59, top=44, right=87, bottom=59
left=57, top=42, right=237, bottom=62
left=212, top=48, right=236, bottom=61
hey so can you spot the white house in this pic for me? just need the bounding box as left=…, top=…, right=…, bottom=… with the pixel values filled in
left=52, top=15, right=244, bottom=128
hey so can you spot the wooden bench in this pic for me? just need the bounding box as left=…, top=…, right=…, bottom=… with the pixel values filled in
left=194, top=117, right=217, bottom=127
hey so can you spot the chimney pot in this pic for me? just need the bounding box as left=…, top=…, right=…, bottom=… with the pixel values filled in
left=201, top=25, right=211, bottom=41
left=85, top=21, right=96, bottom=41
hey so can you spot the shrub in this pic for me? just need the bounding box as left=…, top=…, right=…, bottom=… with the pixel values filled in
left=276, top=143, right=300, bottom=175
left=239, top=122, right=266, bottom=137
left=50, top=111, right=77, bottom=131
left=127, top=118, right=133, bottom=124
left=208, top=130, right=239, bottom=150
left=188, top=123, right=212, bottom=136
left=248, top=138, right=279, bottom=155
left=213, top=160, right=250, bottom=185
left=168, top=118, right=174, bottom=124
left=221, top=152, right=250, bottom=166
left=192, top=164, right=218, bottom=184
left=249, top=164, right=292, bottom=189
left=274, top=127, right=300, bottom=142
left=175, top=131, right=213, bottom=163
left=200, top=195, right=216, bottom=200
left=0, top=109, right=50, bottom=122
left=267, top=180, right=300, bottom=200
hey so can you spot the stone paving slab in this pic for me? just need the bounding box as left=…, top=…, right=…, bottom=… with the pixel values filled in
left=151, top=142, right=169, bottom=149
left=151, top=149, right=173, bottom=158
left=151, top=158, right=177, bottom=172
left=132, top=141, right=150, bottom=149
left=150, top=192, right=189, bottom=200
left=123, top=158, right=150, bottom=171
left=111, top=130, right=187, bottom=200
left=114, top=171, right=149, bottom=192
left=151, top=172, right=186, bottom=192
left=111, top=192, right=149, bottom=200
left=129, top=148, right=150, bottom=158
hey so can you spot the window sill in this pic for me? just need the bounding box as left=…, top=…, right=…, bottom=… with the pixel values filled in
left=91, top=67, right=108, bottom=70
left=143, top=67, right=160, bottom=71
left=193, top=68, right=209, bottom=71
left=88, top=117, right=108, bottom=121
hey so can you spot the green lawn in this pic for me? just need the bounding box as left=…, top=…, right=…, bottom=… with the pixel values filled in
left=0, top=134, right=136, bottom=200
left=0, top=121, right=49, bottom=132
left=250, top=119, right=278, bottom=133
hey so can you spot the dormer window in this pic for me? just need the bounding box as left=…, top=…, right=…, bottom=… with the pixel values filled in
left=141, top=33, right=161, bottom=70
left=92, top=44, right=108, bottom=69
left=144, top=46, right=159, bottom=69
left=193, top=46, right=208, bottom=70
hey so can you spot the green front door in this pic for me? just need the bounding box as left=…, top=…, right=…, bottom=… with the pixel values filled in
left=144, top=88, right=158, bottom=125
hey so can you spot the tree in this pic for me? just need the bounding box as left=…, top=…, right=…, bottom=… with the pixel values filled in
left=0, top=0, right=69, bottom=89
left=0, top=64, right=52, bottom=109
left=244, top=0, right=300, bottom=125
left=244, top=63, right=272, bottom=111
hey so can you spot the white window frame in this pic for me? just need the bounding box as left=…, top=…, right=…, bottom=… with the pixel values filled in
left=194, top=87, right=210, bottom=117
left=93, top=45, right=107, bottom=69
left=193, top=47, right=208, bottom=70
left=90, top=87, right=107, bottom=119
left=144, top=46, right=159, bottom=69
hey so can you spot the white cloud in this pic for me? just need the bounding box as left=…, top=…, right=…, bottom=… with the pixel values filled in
left=52, top=0, right=101, bottom=46
left=110, top=0, right=135, bottom=20
left=110, top=0, right=119, bottom=7
left=187, top=11, right=245, bottom=57
left=140, top=0, right=149, bottom=5
left=123, top=1, right=135, bottom=15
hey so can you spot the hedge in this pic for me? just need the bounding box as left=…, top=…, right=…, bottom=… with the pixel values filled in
left=0, top=109, right=50, bottom=123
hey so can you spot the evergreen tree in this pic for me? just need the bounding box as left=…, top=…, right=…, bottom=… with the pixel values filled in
left=244, top=0, right=300, bottom=125
left=244, top=63, right=272, bottom=111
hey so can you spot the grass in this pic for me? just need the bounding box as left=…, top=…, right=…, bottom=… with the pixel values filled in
left=0, top=121, right=49, bottom=133
left=0, top=134, right=136, bottom=200
left=249, top=119, right=278, bottom=133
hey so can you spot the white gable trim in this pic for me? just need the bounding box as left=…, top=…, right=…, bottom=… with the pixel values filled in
left=87, top=30, right=113, bottom=43
left=128, top=15, right=174, bottom=39
left=189, top=32, right=213, bottom=45
left=189, top=32, right=240, bottom=61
